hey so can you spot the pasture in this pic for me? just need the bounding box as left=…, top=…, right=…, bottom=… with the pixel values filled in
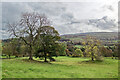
left=2, top=56, right=118, bottom=78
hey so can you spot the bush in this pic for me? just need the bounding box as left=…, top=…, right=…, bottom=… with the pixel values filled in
left=72, top=48, right=83, bottom=57
left=95, top=56, right=104, bottom=61
left=100, top=47, right=113, bottom=57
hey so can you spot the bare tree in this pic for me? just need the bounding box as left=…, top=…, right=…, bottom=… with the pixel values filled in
left=7, top=12, right=50, bottom=60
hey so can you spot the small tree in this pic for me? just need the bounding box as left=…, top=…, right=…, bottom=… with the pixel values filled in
left=84, top=36, right=103, bottom=61
left=100, top=46, right=113, bottom=57
left=2, top=42, right=13, bottom=58
left=10, top=38, right=21, bottom=57
left=57, top=42, right=67, bottom=56
left=72, top=49, right=83, bottom=57
left=74, top=48, right=83, bottom=57
left=20, top=44, right=28, bottom=57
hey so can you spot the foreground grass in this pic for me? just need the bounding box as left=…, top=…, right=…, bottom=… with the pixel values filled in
left=2, top=56, right=118, bottom=78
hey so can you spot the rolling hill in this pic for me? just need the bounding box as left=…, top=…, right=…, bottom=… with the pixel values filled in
left=61, top=32, right=118, bottom=45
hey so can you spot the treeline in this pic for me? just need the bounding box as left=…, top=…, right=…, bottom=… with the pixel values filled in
left=2, top=35, right=118, bottom=62
left=65, top=36, right=118, bottom=61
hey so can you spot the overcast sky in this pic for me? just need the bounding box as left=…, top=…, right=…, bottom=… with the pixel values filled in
left=1, top=0, right=118, bottom=39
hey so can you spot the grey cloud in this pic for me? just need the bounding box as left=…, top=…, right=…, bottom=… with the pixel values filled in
left=61, top=13, right=74, bottom=20
left=88, top=16, right=117, bottom=30
left=28, top=2, right=67, bottom=17
left=2, top=2, right=68, bottom=39
left=102, top=5, right=114, bottom=11
left=108, top=5, right=114, bottom=11
left=59, top=16, right=117, bottom=34
left=2, top=2, right=117, bottom=39
left=2, top=3, right=33, bottom=23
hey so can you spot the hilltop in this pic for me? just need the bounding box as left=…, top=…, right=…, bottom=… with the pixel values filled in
left=61, top=32, right=118, bottom=45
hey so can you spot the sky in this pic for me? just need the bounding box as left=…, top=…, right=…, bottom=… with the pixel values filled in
left=1, top=0, right=119, bottom=39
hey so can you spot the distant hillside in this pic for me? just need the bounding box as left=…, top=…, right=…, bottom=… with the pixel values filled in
left=61, top=32, right=118, bottom=45
left=2, top=32, right=118, bottom=46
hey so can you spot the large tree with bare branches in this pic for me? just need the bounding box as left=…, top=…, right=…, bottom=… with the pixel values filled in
left=8, top=12, right=50, bottom=60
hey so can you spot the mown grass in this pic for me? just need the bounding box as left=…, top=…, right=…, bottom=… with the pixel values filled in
left=2, top=56, right=118, bottom=78
left=75, top=45, right=83, bottom=48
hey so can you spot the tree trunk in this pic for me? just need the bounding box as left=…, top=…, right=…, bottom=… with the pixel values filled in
left=29, top=45, right=33, bottom=60
left=83, top=52, right=86, bottom=57
left=8, top=55, right=11, bottom=59
left=44, top=53, right=47, bottom=62
left=45, top=56, right=47, bottom=62
left=92, top=56, right=94, bottom=61
left=43, top=45, right=47, bottom=62
left=91, top=52, right=94, bottom=61
left=29, top=53, right=33, bottom=60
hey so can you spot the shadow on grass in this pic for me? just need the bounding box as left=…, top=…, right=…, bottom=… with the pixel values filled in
left=22, top=59, right=52, bottom=64
left=78, top=60, right=103, bottom=64
left=0, top=58, right=16, bottom=59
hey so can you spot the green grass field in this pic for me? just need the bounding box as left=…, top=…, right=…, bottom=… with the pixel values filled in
left=75, top=45, right=83, bottom=48
left=2, top=56, right=118, bottom=78
left=68, top=38, right=83, bottom=42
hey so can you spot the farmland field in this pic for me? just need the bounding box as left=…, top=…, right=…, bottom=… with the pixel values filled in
left=2, top=56, right=118, bottom=78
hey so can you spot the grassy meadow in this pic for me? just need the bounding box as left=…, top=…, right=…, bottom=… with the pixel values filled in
left=2, top=56, right=118, bottom=78
left=75, top=45, right=83, bottom=48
